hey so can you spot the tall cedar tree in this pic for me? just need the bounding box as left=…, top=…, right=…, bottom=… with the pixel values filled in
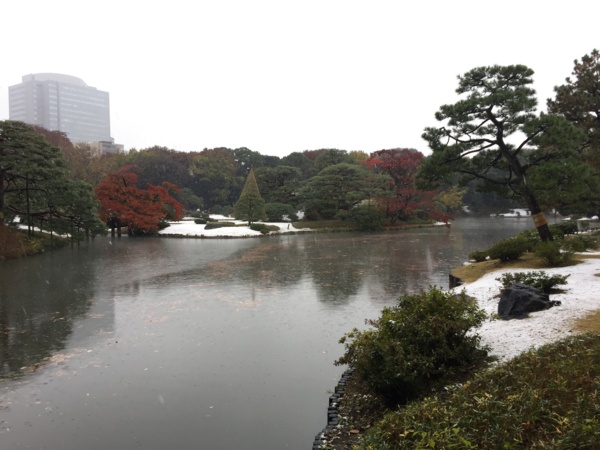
left=95, top=165, right=184, bottom=235
left=234, top=167, right=266, bottom=225
left=366, top=149, right=451, bottom=224
left=420, top=65, right=584, bottom=241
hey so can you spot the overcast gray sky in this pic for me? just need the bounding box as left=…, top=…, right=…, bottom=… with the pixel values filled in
left=1, top=1, right=598, bottom=158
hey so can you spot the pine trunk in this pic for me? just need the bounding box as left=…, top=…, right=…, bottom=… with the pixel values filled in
left=523, top=190, right=553, bottom=241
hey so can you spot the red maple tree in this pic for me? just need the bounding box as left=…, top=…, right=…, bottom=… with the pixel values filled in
left=95, top=165, right=184, bottom=235
left=366, top=149, right=451, bottom=224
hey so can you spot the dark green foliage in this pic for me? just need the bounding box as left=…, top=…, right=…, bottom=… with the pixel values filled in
left=0, top=121, right=104, bottom=238
left=176, top=187, right=204, bottom=211
left=549, top=49, right=600, bottom=175
left=468, top=236, right=533, bottom=262
left=194, top=218, right=207, bottom=224
left=348, top=204, right=385, bottom=231
left=468, top=250, right=490, bottom=263
left=300, top=163, right=385, bottom=220
left=551, top=221, right=578, bottom=236
left=204, top=222, right=236, bottom=230
left=209, top=205, right=234, bottom=216
left=335, top=287, right=491, bottom=405
left=249, top=223, right=271, bottom=234
left=534, top=240, right=574, bottom=266
left=495, top=270, right=570, bottom=294
left=190, top=148, right=241, bottom=208
left=360, top=333, right=600, bottom=449
left=264, top=203, right=295, bottom=222
left=563, top=234, right=598, bottom=252
left=254, top=166, right=301, bottom=206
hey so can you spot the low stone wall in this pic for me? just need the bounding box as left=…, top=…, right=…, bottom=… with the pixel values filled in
left=312, top=368, right=354, bottom=449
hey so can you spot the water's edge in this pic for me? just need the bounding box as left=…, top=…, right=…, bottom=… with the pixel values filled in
left=312, top=369, right=354, bottom=449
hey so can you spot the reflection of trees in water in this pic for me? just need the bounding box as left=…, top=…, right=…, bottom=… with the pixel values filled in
left=202, top=239, right=306, bottom=287
left=0, top=254, right=97, bottom=379
left=180, top=232, right=459, bottom=305
left=105, top=223, right=531, bottom=309
left=198, top=235, right=366, bottom=304
left=310, top=230, right=456, bottom=304
left=302, top=236, right=366, bottom=304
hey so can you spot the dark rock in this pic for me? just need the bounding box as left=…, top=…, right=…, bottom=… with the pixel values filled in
left=498, top=283, right=560, bottom=319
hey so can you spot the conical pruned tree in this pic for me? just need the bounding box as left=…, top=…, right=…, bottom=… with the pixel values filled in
left=234, top=167, right=266, bottom=225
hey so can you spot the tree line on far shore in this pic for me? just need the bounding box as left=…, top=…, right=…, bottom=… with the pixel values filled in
left=1, top=49, right=599, bottom=242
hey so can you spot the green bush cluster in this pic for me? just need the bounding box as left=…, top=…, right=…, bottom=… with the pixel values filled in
left=264, top=203, right=297, bottom=222
left=204, top=222, right=236, bottom=230
left=249, top=223, right=271, bottom=234
left=348, top=205, right=385, bottom=231
left=563, top=234, right=598, bottom=252
left=469, top=236, right=533, bottom=262
left=360, top=333, right=600, bottom=449
left=534, top=241, right=574, bottom=266
left=495, top=270, right=570, bottom=294
left=335, top=287, right=491, bottom=405
left=551, top=220, right=578, bottom=236
left=469, top=222, right=587, bottom=264
left=194, top=218, right=207, bottom=224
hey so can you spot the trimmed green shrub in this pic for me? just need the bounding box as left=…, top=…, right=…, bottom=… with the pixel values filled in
left=495, top=270, right=570, bottom=294
left=563, top=235, right=598, bottom=252
left=335, top=287, right=491, bottom=405
left=469, top=236, right=532, bottom=262
left=468, top=250, right=490, bottom=262
left=249, top=223, right=271, bottom=234
left=551, top=220, right=578, bottom=236
left=534, top=240, right=574, bottom=266
left=264, top=203, right=295, bottom=222
left=194, top=218, right=207, bottom=224
left=348, top=205, right=385, bottom=231
left=204, top=222, right=236, bottom=230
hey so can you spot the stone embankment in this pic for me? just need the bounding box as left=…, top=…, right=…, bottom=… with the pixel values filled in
left=312, top=369, right=353, bottom=449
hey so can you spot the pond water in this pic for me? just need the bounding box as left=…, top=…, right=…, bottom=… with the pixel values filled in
left=0, top=218, right=534, bottom=449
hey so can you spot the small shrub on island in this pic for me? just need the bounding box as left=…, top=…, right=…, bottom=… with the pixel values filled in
left=264, top=203, right=296, bottom=222
left=249, top=223, right=272, bottom=234
left=204, top=222, right=236, bottom=230
left=348, top=205, right=385, bottom=231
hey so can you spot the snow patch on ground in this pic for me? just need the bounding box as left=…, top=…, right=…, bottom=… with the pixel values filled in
left=455, top=256, right=600, bottom=362
left=158, top=218, right=305, bottom=237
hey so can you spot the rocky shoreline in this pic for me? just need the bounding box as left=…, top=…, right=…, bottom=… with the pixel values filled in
left=312, top=369, right=354, bottom=449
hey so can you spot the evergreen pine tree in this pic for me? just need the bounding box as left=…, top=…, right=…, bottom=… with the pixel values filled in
left=234, top=167, right=266, bottom=225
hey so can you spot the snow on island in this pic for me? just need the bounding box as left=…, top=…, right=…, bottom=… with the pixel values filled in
left=158, top=215, right=307, bottom=238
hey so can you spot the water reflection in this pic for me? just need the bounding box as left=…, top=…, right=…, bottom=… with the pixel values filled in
left=0, top=218, right=535, bottom=380
left=0, top=251, right=100, bottom=378
left=0, top=217, right=537, bottom=449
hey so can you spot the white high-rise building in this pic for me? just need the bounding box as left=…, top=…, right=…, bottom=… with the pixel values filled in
left=9, top=73, right=112, bottom=143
